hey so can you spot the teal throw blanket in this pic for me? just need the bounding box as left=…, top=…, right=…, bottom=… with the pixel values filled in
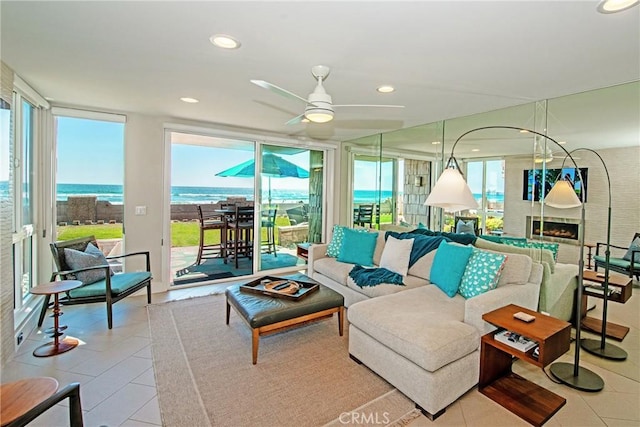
left=409, top=228, right=477, bottom=245
left=349, top=265, right=404, bottom=288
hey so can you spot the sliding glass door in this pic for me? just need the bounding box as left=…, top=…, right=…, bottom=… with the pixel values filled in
left=168, top=131, right=328, bottom=285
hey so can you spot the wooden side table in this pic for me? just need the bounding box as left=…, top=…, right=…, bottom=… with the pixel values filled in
left=581, top=270, right=632, bottom=341
left=0, top=377, right=58, bottom=427
left=296, top=243, right=310, bottom=262
left=30, top=280, right=83, bottom=357
left=480, top=304, right=571, bottom=426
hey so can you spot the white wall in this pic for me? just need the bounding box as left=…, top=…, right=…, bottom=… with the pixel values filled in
left=504, top=146, right=640, bottom=264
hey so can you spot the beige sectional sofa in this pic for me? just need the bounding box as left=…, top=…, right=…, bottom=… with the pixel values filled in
left=308, top=231, right=543, bottom=419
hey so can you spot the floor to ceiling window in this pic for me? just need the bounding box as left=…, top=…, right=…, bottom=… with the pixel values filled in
left=11, top=95, right=36, bottom=316
left=54, top=114, right=125, bottom=274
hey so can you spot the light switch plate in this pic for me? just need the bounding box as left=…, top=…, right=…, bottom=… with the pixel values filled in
left=135, top=206, right=147, bottom=215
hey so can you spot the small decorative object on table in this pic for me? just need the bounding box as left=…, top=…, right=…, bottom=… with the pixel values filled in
left=240, top=275, right=319, bottom=300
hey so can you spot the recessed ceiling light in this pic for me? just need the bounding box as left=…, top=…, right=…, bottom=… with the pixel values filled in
left=597, top=0, right=639, bottom=13
left=431, top=141, right=441, bottom=145
left=180, top=97, right=199, bottom=103
left=558, top=141, right=567, bottom=145
left=210, top=34, right=241, bottom=49
left=519, top=129, right=529, bottom=133
left=471, top=148, right=480, bottom=152
left=377, top=85, right=395, bottom=93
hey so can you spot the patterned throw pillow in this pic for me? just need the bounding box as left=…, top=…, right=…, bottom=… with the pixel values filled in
left=458, top=248, right=507, bottom=299
left=64, top=243, right=113, bottom=285
left=623, top=236, right=640, bottom=261
left=326, top=225, right=368, bottom=258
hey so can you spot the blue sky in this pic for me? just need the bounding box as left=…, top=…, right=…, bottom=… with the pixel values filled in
left=56, top=117, right=311, bottom=190
left=57, top=117, right=124, bottom=184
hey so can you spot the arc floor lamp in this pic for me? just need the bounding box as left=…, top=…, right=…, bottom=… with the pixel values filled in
left=563, top=148, right=626, bottom=361
left=425, top=125, right=604, bottom=392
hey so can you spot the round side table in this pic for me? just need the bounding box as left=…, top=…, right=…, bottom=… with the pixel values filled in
left=30, top=280, right=83, bottom=357
left=0, top=377, right=59, bottom=426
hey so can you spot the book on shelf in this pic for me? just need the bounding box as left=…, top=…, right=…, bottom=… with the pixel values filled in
left=494, top=330, right=538, bottom=352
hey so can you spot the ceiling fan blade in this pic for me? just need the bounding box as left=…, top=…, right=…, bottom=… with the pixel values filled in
left=250, top=80, right=311, bottom=105
left=332, top=104, right=405, bottom=108
left=285, top=114, right=306, bottom=126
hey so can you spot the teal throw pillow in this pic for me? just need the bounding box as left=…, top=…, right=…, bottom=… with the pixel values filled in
left=337, top=228, right=379, bottom=266
left=417, top=222, right=428, bottom=230
left=64, top=243, right=113, bottom=285
left=430, top=241, right=473, bottom=297
left=623, top=236, right=640, bottom=261
left=459, top=248, right=507, bottom=298
left=327, top=225, right=369, bottom=257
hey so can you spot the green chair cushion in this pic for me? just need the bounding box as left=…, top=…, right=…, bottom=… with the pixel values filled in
left=593, top=256, right=638, bottom=269
left=68, top=271, right=151, bottom=298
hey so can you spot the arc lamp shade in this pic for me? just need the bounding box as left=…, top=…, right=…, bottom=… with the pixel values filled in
left=424, top=168, right=479, bottom=212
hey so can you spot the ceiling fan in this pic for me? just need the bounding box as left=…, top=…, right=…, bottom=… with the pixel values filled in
left=250, top=65, right=404, bottom=125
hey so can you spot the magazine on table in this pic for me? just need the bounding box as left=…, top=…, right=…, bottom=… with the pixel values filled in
left=494, top=330, right=538, bottom=352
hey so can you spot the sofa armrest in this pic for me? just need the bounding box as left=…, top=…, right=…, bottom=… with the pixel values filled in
left=308, top=243, right=329, bottom=274
left=465, top=282, right=541, bottom=335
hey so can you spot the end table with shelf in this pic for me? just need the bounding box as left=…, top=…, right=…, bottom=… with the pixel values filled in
left=581, top=269, right=632, bottom=341
left=480, top=304, right=571, bottom=427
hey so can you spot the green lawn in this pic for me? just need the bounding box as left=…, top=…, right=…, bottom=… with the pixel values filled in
left=57, top=217, right=295, bottom=247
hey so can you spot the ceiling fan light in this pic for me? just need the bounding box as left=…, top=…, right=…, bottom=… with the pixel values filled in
left=597, top=0, right=639, bottom=13
left=305, top=109, right=334, bottom=123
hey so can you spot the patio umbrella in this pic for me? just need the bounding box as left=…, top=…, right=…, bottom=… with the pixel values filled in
left=215, top=152, right=309, bottom=205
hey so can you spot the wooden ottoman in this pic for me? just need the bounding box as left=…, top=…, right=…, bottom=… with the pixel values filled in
left=225, top=276, right=345, bottom=364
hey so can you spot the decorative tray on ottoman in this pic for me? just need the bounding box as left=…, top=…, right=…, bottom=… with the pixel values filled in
left=239, top=276, right=319, bottom=301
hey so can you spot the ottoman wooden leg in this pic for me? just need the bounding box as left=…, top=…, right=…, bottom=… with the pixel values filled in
left=252, top=329, right=260, bottom=365
left=338, top=306, right=344, bottom=336
left=226, top=300, right=230, bottom=325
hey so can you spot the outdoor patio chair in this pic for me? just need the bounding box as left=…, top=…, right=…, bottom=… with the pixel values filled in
left=354, top=204, right=378, bottom=228
left=38, top=235, right=152, bottom=329
left=594, top=232, right=640, bottom=280
left=223, top=205, right=254, bottom=268
left=261, top=206, right=278, bottom=256
left=286, top=205, right=309, bottom=225
left=196, top=204, right=224, bottom=265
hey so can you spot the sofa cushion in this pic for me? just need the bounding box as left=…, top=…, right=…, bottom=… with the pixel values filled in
left=348, top=286, right=479, bottom=372
left=338, top=229, right=378, bottom=266
left=372, top=232, right=387, bottom=265
left=313, top=257, right=355, bottom=285
left=346, top=274, right=427, bottom=298
left=407, top=250, right=436, bottom=281
left=380, top=235, right=414, bottom=276
left=430, top=241, right=473, bottom=297
left=458, top=248, right=506, bottom=298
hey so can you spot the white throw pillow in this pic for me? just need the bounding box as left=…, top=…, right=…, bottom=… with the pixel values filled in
left=379, top=235, right=414, bottom=276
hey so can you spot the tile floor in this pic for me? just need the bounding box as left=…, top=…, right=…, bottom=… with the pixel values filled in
left=2, top=277, right=638, bottom=426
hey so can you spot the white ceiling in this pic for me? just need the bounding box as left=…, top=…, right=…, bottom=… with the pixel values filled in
left=1, top=1, right=639, bottom=145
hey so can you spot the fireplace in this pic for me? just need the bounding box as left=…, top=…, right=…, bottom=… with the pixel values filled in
left=526, top=216, right=581, bottom=245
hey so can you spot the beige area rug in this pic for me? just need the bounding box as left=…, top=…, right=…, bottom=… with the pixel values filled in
left=148, top=294, right=420, bottom=426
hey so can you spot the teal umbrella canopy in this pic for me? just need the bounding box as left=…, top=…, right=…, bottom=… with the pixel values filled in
left=215, top=153, right=309, bottom=204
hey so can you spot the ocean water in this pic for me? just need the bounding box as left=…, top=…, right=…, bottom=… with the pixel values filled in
left=41, top=183, right=394, bottom=205
left=1, top=181, right=497, bottom=205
